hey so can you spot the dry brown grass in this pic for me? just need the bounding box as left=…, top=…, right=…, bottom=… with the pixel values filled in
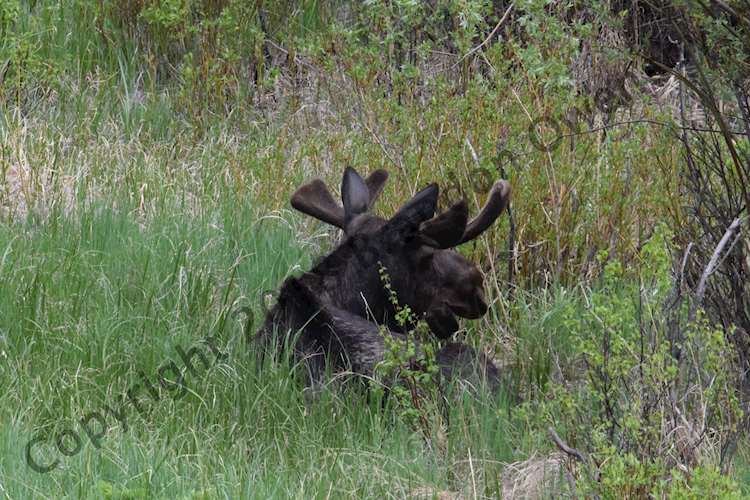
left=501, top=452, right=571, bottom=500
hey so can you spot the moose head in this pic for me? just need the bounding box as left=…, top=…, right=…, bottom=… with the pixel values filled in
left=290, top=167, right=511, bottom=339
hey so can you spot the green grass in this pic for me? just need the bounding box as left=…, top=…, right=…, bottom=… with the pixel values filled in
left=0, top=202, right=521, bottom=499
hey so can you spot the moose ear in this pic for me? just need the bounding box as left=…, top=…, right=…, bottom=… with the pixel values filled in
left=341, top=167, right=370, bottom=225
left=387, top=184, right=439, bottom=233
left=419, top=200, right=469, bottom=249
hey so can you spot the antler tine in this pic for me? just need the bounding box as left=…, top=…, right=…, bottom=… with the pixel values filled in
left=365, top=169, right=389, bottom=209
left=290, top=178, right=346, bottom=229
left=290, top=169, right=390, bottom=231
left=419, top=200, right=469, bottom=249
left=459, top=180, right=511, bottom=244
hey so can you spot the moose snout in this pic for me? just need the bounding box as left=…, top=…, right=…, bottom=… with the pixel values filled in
left=466, top=294, right=488, bottom=318
left=474, top=296, right=488, bottom=317
left=446, top=290, right=488, bottom=319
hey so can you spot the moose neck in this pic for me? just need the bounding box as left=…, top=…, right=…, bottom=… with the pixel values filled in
left=298, top=231, right=409, bottom=327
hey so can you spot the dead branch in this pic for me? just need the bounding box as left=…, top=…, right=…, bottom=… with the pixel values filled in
left=689, top=217, right=743, bottom=323
left=547, top=427, right=587, bottom=464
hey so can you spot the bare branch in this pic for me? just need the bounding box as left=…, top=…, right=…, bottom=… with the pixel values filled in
left=689, top=217, right=743, bottom=322
left=547, top=427, right=587, bottom=464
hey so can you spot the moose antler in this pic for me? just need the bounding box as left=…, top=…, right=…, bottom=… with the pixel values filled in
left=458, top=180, right=511, bottom=244
left=419, top=200, right=469, bottom=249
left=419, top=180, right=511, bottom=248
left=290, top=168, right=389, bottom=229
left=290, top=178, right=346, bottom=228
left=363, top=169, right=388, bottom=209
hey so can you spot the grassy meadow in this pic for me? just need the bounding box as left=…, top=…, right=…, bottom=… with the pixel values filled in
left=2, top=1, right=749, bottom=498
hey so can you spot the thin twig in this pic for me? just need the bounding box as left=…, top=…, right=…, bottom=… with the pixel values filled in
left=559, top=118, right=747, bottom=139
left=361, top=120, right=404, bottom=174
left=679, top=242, right=694, bottom=289
left=464, top=137, right=480, bottom=168
left=677, top=42, right=698, bottom=177
left=264, top=39, right=317, bottom=71
left=452, top=4, right=514, bottom=69
left=548, top=427, right=602, bottom=499
left=734, top=82, right=750, bottom=152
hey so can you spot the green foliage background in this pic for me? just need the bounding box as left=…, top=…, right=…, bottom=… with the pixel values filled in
left=1, top=0, right=748, bottom=497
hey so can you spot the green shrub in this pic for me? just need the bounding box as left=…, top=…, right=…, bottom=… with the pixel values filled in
left=520, top=225, right=743, bottom=496
left=374, top=264, right=443, bottom=440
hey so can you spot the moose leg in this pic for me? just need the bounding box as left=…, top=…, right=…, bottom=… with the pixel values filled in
left=326, top=307, right=500, bottom=395
left=262, top=298, right=501, bottom=396
left=436, top=342, right=500, bottom=394
left=324, top=308, right=389, bottom=377
left=299, top=348, right=328, bottom=401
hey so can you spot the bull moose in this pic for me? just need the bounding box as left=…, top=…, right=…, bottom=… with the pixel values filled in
left=256, top=167, right=511, bottom=393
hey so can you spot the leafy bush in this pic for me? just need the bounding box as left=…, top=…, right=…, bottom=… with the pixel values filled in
left=520, top=225, right=744, bottom=496
left=374, top=264, right=444, bottom=440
